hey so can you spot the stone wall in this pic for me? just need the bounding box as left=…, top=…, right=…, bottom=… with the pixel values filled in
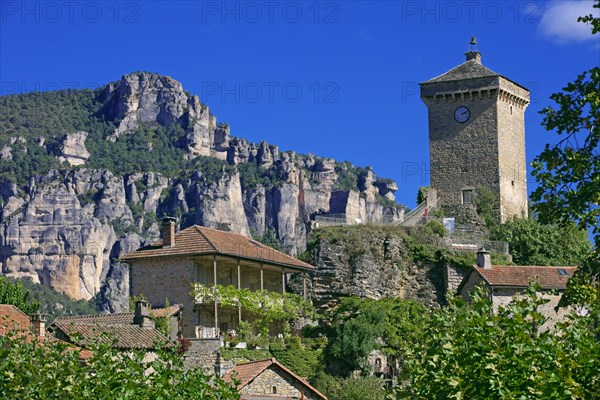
left=491, top=289, right=570, bottom=331
left=130, top=256, right=198, bottom=338
left=421, top=72, right=529, bottom=223
left=183, top=339, right=220, bottom=373
left=423, top=84, right=501, bottom=215
left=240, top=365, right=320, bottom=400
left=458, top=271, right=485, bottom=302
left=445, top=264, right=469, bottom=294
left=497, top=77, right=529, bottom=221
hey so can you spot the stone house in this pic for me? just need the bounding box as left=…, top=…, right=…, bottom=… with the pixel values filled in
left=457, top=248, right=576, bottom=329
left=0, top=304, right=47, bottom=340
left=48, top=300, right=173, bottom=351
left=121, top=218, right=315, bottom=339
left=224, top=357, right=328, bottom=400
left=0, top=304, right=92, bottom=359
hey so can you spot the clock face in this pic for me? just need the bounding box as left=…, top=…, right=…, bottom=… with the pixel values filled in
left=454, top=106, right=470, bottom=123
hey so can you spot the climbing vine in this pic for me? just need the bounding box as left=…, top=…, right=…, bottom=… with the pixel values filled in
left=191, top=284, right=314, bottom=338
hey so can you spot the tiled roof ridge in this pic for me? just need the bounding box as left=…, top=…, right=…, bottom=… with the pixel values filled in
left=195, top=225, right=311, bottom=267
left=121, top=224, right=314, bottom=270
left=422, top=59, right=502, bottom=84
left=228, top=357, right=327, bottom=399
left=53, top=321, right=172, bottom=349
left=54, top=312, right=133, bottom=320
left=53, top=304, right=183, bottom=324
left=0, top=304, right=28, bottom=315
left=473, top=265, right=576, bottom=289
left=269, top=358, right=327, bottom=399
left=228, top=358, right=273, bottom=388
left=193, top=225, right=218, bottom=252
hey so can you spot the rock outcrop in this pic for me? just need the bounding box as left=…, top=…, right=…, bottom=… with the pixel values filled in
left=292, top=226, right=446, bottom=309
left=58, top=131, right=90, bottom=166
left=0, top=72, right=406, bottom=312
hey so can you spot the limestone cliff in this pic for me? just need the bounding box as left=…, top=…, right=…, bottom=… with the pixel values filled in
left=291, top=225, right=447, bottom=309
left=0, top=72, right=405, bottom=312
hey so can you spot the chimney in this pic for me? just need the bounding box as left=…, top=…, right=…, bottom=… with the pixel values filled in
left=162, top=217, right=176, bottom=248
left=476, top=247, right=492, bottom=269
left=133, top=299, right=155, bottom=329
left=30, top=313, right=46, bottom=338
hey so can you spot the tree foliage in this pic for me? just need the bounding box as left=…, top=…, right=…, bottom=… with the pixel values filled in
left=531, top=0, right=600, bottom=249
left=0, top=332, right=239, bottom=399
left=395, top=285, right=600, bottom=399
left=320, top=297, right=428, bottom=376
left=0, top=277, right=40, bottom=315
left=491, top=218, right=592, bottom=266
left=531, top=1, right=600, bottom=305
left=312, top=373, right=388, bottom=400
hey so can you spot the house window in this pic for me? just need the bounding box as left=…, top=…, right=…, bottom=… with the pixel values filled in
left=558, top=269, right=569, bottom=276
left=272, top=386, right=277, bottom=394
left=462, top=189, right=474, bottom=204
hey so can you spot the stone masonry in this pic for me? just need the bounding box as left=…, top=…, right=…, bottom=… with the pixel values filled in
left=240, top=366, right=321, bottom=400
left=420, top=49, right=530, bottom=222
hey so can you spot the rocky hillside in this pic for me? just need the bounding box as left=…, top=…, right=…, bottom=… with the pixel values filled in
left=294, top=225, right=448, bottom=309
left=0, top=72, right=404, bottom=312
left=294, top=224, right=515, bottom=310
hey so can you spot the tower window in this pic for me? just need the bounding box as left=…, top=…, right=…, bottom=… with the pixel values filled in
left=462, top=190, right=474, bottom=204
left=511, top=180, right=515, bottom=187
left=510, top=106, right=513, bottom=115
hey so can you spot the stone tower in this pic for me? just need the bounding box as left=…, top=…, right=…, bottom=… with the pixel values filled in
left=420, top=44, right=530, bottom=222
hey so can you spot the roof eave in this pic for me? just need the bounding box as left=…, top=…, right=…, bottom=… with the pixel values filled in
left=121, top=251, right=314, bottom=271
left=489, top=284, right=567, bottom=291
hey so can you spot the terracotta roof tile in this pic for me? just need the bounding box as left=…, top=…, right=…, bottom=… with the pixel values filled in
left=224, top=358, right=327, bottom=400
left=54, top=313, right=134, bottom=325
left=0, top=305, right=92, bottom=359
left=52, top=305, right=182, bottom=326
left=53, top=321, right=171, bottom=350
left=475, top=265, right=576, bottom=290
left=151, top=304, right=183, bottom=318
left=121, top=225, right=314, bottom=271
left=0, top=304, right=31, bottom=337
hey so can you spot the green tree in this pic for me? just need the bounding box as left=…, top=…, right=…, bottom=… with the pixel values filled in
left=0, top=277, right=40, bottom=315
left=474, top=186, right=497, bottom=227
left=531, top=1, right=599, bottom=248
left=0, top=331, right=239, bottom=399
left=491, top=218, right=592, bottom=266
left=315, top=375, right=388, bottom=400
left=530, top=1, right=600, bottom=305
left=395, top=285, right=600, bottom=399
left=322, top=297, right=428, bottom=376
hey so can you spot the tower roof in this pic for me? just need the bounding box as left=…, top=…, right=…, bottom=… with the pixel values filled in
left=423, top=53, right=500, bottom=84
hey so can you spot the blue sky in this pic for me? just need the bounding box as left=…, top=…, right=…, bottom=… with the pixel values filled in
left=1, top=0, right=599, bottom=207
